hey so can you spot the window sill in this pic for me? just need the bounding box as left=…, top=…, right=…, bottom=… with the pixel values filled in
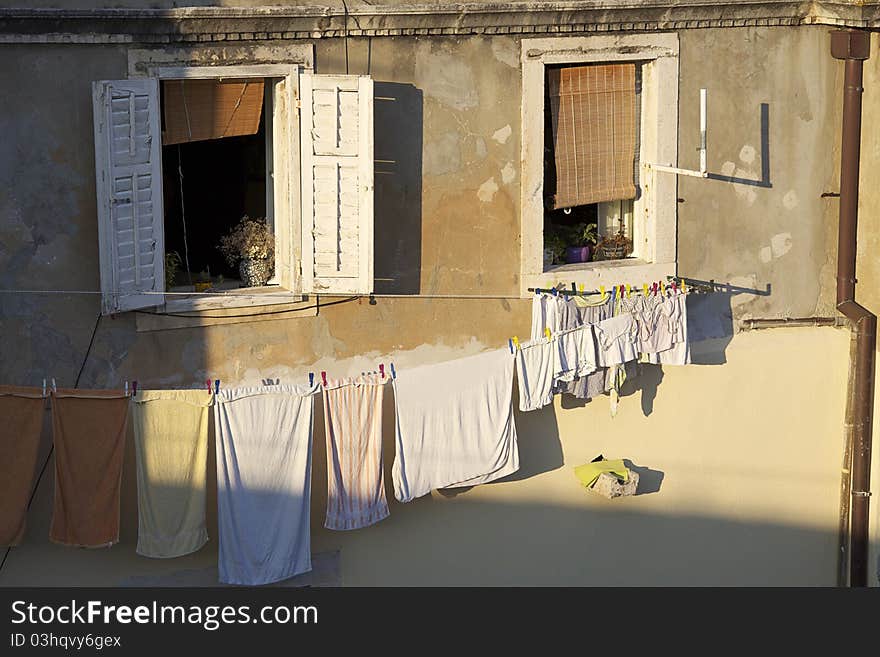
left=522, top=259, right=675, bottom=297
left=162, top=286, right=306, bottom=313
left=135, top=287, right=316, bottom=332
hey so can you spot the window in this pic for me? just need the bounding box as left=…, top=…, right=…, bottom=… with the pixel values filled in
left=520, top=34, right=679, bottom=295
left=91, top=65, right=375, bottom=315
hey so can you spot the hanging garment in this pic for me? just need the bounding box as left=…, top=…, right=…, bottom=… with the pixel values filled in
left=530, top=293, right=547, bottom=341
left=515, top=338, right=555, bottom=412
left=0, top=386, right=46, bottom=547
left=322, top=375, right=389, bottom=531
left=563, top=294, right=613, bottom=400
left=214, top=384, right=318, bottom=585
left=595, top=313, right=639, bottom=366
left=50, top=389, right=129, bottom=548
left=132, top=389, right=213, bottom=558
left=392, top=348, right=519, bottom=503
left=642, top=292, right=691, bottom=365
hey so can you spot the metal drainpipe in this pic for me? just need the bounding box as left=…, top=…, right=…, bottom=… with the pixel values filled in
left=831, top=29, right=876, bottom=587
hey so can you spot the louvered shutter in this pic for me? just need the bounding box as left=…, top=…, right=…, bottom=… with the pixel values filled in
left=300, top=74, right=374, bottom=294
left=92, top=79, right=165, bottom=314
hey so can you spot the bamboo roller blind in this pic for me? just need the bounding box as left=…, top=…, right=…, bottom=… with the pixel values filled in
left=162, top=78, right=264, bottom=146
left=547, top=63, right=637, bottom=209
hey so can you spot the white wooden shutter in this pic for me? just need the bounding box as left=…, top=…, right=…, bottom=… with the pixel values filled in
left=300, top=74, right=373, bottom=294
left=92, top=78, right=165, bottom=314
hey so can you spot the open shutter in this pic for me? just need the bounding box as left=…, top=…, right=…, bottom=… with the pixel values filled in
left=300, top=74, right=373, bottom=294
left=92, top=78, right=165, bottom=314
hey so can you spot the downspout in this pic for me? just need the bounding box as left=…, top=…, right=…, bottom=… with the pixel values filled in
left=831, top=30, right=876, bottom=587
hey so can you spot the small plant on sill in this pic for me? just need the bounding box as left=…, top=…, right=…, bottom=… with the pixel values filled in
left=217, top=215, right=275, bottom=287
left=164, top=251, right=182, bottom=290
left=594, top=228, right=634, bottom=261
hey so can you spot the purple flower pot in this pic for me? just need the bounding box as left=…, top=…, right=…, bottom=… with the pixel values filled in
left=565, top=246, right=591, bottom=263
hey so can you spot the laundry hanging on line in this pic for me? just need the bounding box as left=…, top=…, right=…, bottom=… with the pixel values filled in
left=392, top=348, right=520, bottom=503
left=0, top=386, right=46, bottom=547
left=213, top=384, right=318, bottom=586
left=132, top=389, right=213, bottom=559
left=49, top=388, right=130, bottom=548
left=322, top=373, right=390, bottom=531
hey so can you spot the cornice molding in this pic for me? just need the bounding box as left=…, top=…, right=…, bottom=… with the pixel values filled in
left=0, top=2, right=877, bottom=44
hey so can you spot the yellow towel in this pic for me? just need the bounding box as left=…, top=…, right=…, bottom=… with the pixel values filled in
left=132, top=390, right=213, bottom=558
left=574, top=459, right=629, bottom=489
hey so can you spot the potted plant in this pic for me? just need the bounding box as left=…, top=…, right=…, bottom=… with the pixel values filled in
left=217, top=215, right=275, bottom=287
left=164, top=251, right=182, bottom=290
left=544, top=230, right=567, bottom=267
left=594, top=228, right=633, bottom=261
left=563, top=223, right=598, bottom=264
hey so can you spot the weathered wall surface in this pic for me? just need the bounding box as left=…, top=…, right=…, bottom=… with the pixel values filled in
left=0, top=25, right=866, bottom=585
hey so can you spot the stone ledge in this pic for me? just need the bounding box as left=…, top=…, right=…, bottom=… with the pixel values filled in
left=0, top=2, right=877, bottom=42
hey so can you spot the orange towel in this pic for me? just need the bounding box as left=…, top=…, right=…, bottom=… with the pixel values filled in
left=0, top=386, right=46, bottom=547
left=50, top=389, right=130, bottom=547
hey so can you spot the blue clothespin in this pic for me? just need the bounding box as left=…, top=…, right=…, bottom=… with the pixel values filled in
left=390, top=363, right=397, bottom=379
left=132, top=380, right=138, bottom=396
left=309, top=372, right=314, bottom=387
left=214, top=379, right=220, bottom=394
left=508, top=338, right=514, bottom=354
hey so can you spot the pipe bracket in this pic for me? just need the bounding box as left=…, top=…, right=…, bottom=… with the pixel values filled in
left=852, top=491, right=872, bottom=497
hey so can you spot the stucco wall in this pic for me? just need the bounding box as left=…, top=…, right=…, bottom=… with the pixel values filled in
left=0, top=25, right=868, bottom=585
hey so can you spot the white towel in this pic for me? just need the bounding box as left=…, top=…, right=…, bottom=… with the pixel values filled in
left=213, top=384, right=318, bottom=586
left=516, top=339, right=555, bottom=412
left=392, top=348, right=519, bottom=503
left=322, top=375, right=389, bottom=530
left=643, top=293, right=691, bottom=365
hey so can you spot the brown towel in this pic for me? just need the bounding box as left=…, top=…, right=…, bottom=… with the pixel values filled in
left=50, top=389, right=130, bottom=547
left=0, top=386, right=46, bottom=547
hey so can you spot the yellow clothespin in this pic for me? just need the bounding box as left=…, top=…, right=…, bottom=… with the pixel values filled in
left=578, top=283, right=585, bottom=294
left=681, top=279, right=688, bottom=294
left=642, top=283, right=648, bottom=297
left=660, top=281, right=666, bottom=295
left=544, top=327, right=552, bottom=342
left=513, top=336, right=519, bottom=350
left=599, top=285, right=606, bottom=298
left=626, top=283, right=632, bottom=298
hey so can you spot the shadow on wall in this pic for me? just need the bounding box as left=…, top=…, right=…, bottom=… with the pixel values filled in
left=373, top=82, right=423, bottom=294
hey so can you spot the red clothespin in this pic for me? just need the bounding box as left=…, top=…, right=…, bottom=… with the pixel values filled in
left=206, top=379, right=212, bottom=392
left=652, top=282, right=658, bottom=296
left=379, top=363, right=386, bottom=379
left=321, top=371, right=328, bottom=387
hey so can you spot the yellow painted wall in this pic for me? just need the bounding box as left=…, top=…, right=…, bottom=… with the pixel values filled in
left=0, top=327, right=849, bottom=586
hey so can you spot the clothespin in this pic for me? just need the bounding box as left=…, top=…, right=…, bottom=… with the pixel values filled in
left=508, top=338, right=515, bottom=354
left=682, top=279, right=688, bottom=294
left=512, top=336, right=520, bottom=350
left=626, top=284, right=632, bottom=298
left=214, top=380, right=220, bottom=394
left=599, top=285, right=606, bottom=298
left=321, top=371, right=328, bottom=387
left=578, top=283, right=585, bottom=295
left=206, top=379, right=212, bottom=392
left=124, top=381, right=129, bottom=396
left=643, top=283, right=649, bottom=297
left=309, top=372, right=314, bottom=387
left=660, top=281, right=666, bottom=296
left=42, top=379, right=47, bottom=397
left=544, top=327, right=552, bottom=342
left=390, top=363, right=397, bottom=379
left=652, top=282, right=658, bottom=296
left=379, top=363, right=386, bottom=379
left=551, top=287, right=558, bottom=297
left=132, top=380, right=138, bottom=396
left=619, top=284, right=626, bottom=297
left=51, top=378, right=57, bottom=393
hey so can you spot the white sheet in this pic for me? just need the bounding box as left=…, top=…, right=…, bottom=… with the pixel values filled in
left=392, top=348, right=519, bottom=502
left=213, top=384, right=318, bottom=585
